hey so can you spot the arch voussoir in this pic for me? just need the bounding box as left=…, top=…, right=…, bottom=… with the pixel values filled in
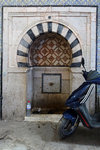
left=17, top=21, right=82, bottom=68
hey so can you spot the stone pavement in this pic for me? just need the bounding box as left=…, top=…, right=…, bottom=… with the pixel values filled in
left=0, top=120, right=100, bottom=150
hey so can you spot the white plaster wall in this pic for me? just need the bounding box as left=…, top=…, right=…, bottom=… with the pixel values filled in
left=3, top=7, right=96, bottom=120
left=3, top=73, right=26, bottom=120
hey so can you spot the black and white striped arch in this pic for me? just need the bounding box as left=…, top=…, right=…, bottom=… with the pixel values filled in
left=17, top=22, right=82, bottom=67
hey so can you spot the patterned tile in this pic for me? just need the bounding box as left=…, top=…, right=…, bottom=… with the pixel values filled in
left=0, top=0, right=99, bottom=6
left=29, top=33, right=72, bottom=66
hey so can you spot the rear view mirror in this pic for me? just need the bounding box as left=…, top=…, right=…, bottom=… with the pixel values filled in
left=81, top=57, right=85, bottom=68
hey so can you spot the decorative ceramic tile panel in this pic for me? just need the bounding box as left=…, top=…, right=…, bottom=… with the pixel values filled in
left=0, top=0, right=99, bottom=5
left=29, top=33, right=72, bottom=66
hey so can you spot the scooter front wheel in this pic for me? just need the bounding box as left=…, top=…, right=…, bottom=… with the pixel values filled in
left=58, top=117, right=79, bottom=139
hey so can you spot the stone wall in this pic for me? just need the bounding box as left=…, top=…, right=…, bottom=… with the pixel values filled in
left=2, top=6, right=97, bottom=120
left=0, top=1, right=99, bottom=115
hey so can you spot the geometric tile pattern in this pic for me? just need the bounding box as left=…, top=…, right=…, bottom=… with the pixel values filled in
left=0, top=0, right=99, bottom=5
left=17, top=21, right=82, bottom=67
left=29, top=33, right=72, bottom=66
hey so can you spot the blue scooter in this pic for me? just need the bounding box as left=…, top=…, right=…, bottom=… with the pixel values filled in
left=58, top=58, right=100, bottom=139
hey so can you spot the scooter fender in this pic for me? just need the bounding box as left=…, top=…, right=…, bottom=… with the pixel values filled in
left=63, top=109, right=77, bottom=125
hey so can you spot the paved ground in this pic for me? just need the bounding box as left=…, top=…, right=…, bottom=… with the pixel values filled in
left=0, top=120, right=100, bottom=150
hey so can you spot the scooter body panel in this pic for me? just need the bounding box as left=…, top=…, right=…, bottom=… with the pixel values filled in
left=63, top=109, right=78, bottom=125
left=77, top=103, right=100, bottom=128
left=66, top=77, right=100, bottom=109
left=63, top=77, right=100, bottom=128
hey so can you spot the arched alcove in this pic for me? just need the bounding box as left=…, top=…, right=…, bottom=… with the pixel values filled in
left=17, top=21, right=82, bottom=114
left=17, top=21, right=82, bottom=68
left=28, top=32, right=73, bottom=113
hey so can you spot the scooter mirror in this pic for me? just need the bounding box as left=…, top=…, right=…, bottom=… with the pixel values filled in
left=81, top=57, right=85, bottom=68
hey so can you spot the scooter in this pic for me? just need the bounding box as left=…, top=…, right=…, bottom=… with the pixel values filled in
left=58, top=58, right=100, bottom=139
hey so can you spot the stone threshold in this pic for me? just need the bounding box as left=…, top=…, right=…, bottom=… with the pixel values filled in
left=25, top=114, right=62, bottom=122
